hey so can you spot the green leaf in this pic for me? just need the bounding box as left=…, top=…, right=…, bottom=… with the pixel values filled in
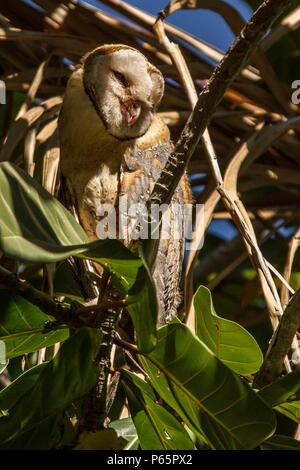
left=108, top=383, right=126, bottom=422
left=0, top=162, right=142, bottom=275
left=0, top=327, right=101, bottom=449
left=0, top=162, right=157, bottom=352
left=260, top=434, right=300, bottom=450
left=74, top=429, right=127, bottom=450
left=275, top=401, right=300, bottom=424
left=53, top=261, right=84, bottom=299
left=194, top=286, right=263, bottom=375
left=258, top=370, right=300, bottom=407
left=140, top=320, right=276, bottom=450
left=122, top=369, right=195, bottom=450
left=0, top=289, right=69, bottom=359
left=109, top=417, right=139, bottom=450
left=0, top=161, right=89, bottom=263
left=0, top=363, right=46, bottom=412
left=77, top=242, right=158, bottom=353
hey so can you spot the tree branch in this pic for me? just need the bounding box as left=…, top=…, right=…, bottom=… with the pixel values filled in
left=147, top=0, right=293, bottom=209
left=254, top=287, right=300, bottom=389
left=0, top=265, right=109, bottom=329
left=0, top=265, right=69, bottom=317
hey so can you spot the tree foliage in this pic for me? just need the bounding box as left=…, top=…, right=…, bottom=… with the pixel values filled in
left=0, top=0, right=299, bottom=450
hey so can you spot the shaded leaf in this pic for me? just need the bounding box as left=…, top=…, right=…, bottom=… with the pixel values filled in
left=194, top=285, right=263, bottom=375
left=275, top=401, right=300, bottom=424
left=74, top=429, right=127, bottom=450
left=109, top=417, right=139, bottom=450
left=258, top=369, right=300, bottom=407
left=0, top=327, right=101, bottom=449
left=53, top=261, right=84, bottom=299
left=260, top=434, right=300, bottom=450
left=122, top=369, right=195, bottom=450
left=0, top=363, right=46, bottom=413
left=0, top=161, right=96, bottom=262
left=0, top=162, right=157, bottom=352
left=140, top=319, right=276, bottom=450
left=0, top=289, right=69, bottom=359
left=78, top=243, right=158, bottom=353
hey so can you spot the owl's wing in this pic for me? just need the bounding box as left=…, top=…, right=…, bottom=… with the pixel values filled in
left=58, top=173, right=99, bottom=301
left=120, top=142, right=192, bottom=326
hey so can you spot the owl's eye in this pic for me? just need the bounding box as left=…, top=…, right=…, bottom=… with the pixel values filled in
left=112, top=70, right=128, bottom=87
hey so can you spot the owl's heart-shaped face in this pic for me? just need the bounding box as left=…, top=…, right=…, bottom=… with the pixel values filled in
left=83, top=45, right=164, bottom=140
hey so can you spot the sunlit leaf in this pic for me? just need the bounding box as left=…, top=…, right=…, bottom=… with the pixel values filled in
left=122, top=369, right=195, bottom=450
left=140, top=319, right=276, bottom=450
left=109, top=417, right=139, bottom=450
left=194, top=286, right=263, bottom=375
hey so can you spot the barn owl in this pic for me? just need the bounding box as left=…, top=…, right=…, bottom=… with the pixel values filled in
left=58, top=44, right=191, bottom=326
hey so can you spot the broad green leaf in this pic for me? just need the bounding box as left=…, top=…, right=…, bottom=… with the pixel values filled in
left=194, top=286, right=263, bottom=375
left=74, top=429, right=127, bottom=450
left=0, top=162, right=143, bottom=274
left=258, top=370, right=300, bottom=407
left=275, top=401, right=300, bottom=424
left=109, top=417, right=139, bottom=450
left=0, top=363, right=46, bottom=413
left=122, top=369, right=195, bottom=450
left=78, top=243, right=158, bottom=352
left=0, top=161, right=89, bottom=262
left=140, top=319, right=276, bottom=450
left=0, top=327, right=101, bottom=449
left=0, top=289, right=69, bottom=359
left=0, top=162, right=157, bottom=352
left=108, top=384, right=126, bottom=422
left=260, top=434, right=300, bottom=450
left=53, top=261, right=84, bottom=299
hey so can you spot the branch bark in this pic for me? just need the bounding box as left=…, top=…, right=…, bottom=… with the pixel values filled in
left=0, top=265, right=116, bottom=330
left=147, top=0, right=293, bottom=210
left=0, top=265, right=69, bottom=319
left=254, top=287, right=300, bottom=388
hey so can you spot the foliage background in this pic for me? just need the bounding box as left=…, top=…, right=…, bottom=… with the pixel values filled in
left=0, top=0, right=299, bottom=450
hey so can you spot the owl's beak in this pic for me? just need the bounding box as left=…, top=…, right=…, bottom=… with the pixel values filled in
left=120, top=100, right=141, bottom=126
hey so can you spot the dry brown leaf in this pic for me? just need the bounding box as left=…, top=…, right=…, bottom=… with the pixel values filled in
left=0, top=96, right=62, bottom=162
